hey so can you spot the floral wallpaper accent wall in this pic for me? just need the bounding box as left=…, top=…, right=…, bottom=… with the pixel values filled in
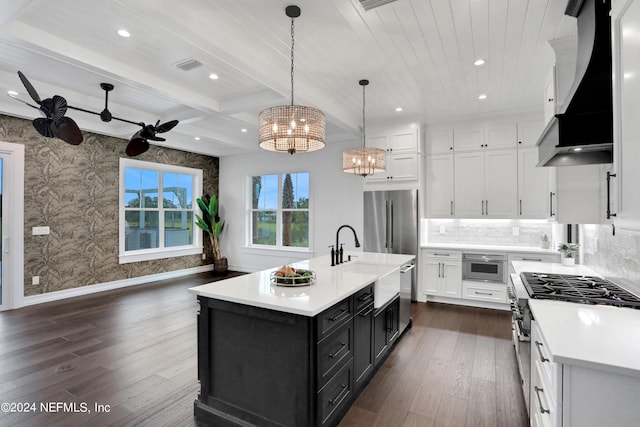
left=0, top=114, right=219, bottom=297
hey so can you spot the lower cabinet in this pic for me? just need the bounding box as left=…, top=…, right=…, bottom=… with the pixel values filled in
left=353, top=302, right=374, bottom=391
left=422, top=251, right=462, bottom=298
left=373, top=296, right=400, bottom=366
left=462, top=281, right=507, bottom=304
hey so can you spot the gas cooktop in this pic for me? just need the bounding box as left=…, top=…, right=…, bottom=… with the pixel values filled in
left=520, top=272, right=640, bottom=309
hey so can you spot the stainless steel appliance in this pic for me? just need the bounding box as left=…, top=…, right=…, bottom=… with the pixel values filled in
left=363, top=190, right=418, bottom=334
left=462, top=253, right=506, bottom=283
left=508, top=271, right=640, bottom=414
left=363, top=189, right=419, bottom=297
left=399, top=262, right=415, bottom=332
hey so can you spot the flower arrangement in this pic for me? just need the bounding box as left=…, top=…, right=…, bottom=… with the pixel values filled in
left=558, top=243, right=579, bottom=258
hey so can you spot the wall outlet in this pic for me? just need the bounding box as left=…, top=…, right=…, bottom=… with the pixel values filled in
left=32, top=276, right=40, bottom=285
left=439, top=225, right=446, bottom=234
left=512, top=227, right=520, bottom=236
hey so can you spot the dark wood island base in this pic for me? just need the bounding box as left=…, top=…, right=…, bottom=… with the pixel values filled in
left=194, top=284, right=402, bottom=427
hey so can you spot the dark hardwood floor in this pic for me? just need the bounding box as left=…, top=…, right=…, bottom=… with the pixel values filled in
left=0, top=273, right=527, bottom=427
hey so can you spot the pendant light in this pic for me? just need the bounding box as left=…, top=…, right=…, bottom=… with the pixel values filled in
left=258, top=5, right=325, bottom=154
left=342, top=79, right=386, bottom=176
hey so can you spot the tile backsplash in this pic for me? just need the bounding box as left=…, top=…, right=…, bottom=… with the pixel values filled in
left=425, top=219, right=554, bottom=248
left=581, top=224, right=640, bottom=295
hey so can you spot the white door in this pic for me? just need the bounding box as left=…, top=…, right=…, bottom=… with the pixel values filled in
left=454, top=152, right=484, bottom=217
left=442, top=262, right=461, bottom=298
left=485, top=124, right=517, bottom=150
left=387, top=154, right=418, bottom=182
left=390, top=130, right=417, bottom=154
left=484, top=149, right=518, bottom=218
left=518, top=147, right=552, bottom=218
left=0, top=141, right=25, bottom=311
left=453, top=127, right=485, bottom=152
left=422, top=260, right=441, bottom=295
left=426, top=154, right=454, bottom=217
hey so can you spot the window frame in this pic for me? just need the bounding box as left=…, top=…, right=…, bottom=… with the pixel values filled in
left=119, top=158, right=203, bottom=264
left=247, top=171, right=312, bottom=252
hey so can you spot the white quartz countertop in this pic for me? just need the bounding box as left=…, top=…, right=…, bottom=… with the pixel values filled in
left=529, top=299, right=640, bottom=377
left=422, top=243, right=558, bottom=254
left=511, top=260, right=640, bottom=377
left=189, top=252, right=415, bottom=317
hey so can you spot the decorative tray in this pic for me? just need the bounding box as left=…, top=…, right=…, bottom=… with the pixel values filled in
left=270, top=266, right=316, bottom=287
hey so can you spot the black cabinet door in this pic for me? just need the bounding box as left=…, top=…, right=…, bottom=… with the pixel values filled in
left=373, top=306, right=388, bottom=366
left=388, top=298, right=400, bottom=346
left=353, top=304, right=374, bottom=389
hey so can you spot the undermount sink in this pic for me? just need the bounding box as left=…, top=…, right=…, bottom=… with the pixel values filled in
left=337, top=261, right=401, bottom=309
left=336, top=261, right=396, bottom=277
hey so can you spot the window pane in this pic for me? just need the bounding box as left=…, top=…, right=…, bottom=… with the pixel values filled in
left=125, top=168, right=159, bottom=208
left=163, top=172, right=193, bottom=209
left=282, top=210, right=309, bottom=247
left=124, top=211, right=159, bottom=250
left=252, top=211, right=276, bottom=245
left=252, top=174, right=278, bottom=209
left=282, top=172, right=309, bottom=209
left=164, top=211, right=193, bottom=247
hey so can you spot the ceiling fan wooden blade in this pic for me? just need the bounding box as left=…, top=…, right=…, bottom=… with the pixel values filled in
left=49, top=95, right=68, bottom=121
left=126, top=132, right=150, bottom=156
left=32, top=118, right=55, bottom=137
left=18, top=71, right=42, bottom=104
left=55, top=117, right=83, bottom=145
left=155, top=119, right=179, bottom=133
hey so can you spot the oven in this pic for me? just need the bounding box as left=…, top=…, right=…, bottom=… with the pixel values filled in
left=462, top=253, right=506, bottom=283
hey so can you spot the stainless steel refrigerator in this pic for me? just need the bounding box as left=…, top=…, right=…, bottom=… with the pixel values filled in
left=363, top=189, right=419, bottom=332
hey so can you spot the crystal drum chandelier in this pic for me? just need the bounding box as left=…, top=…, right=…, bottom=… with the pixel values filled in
left=258, top=5, right=325, bottom=154
left=342, top=79, right=386, bottom=176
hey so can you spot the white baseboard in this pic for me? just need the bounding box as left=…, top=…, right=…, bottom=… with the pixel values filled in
left=423, top=294, right=510, bottom=311
left=23, top=265, right=214, bottom=307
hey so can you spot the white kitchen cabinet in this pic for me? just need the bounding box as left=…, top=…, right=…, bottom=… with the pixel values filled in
left=425, top=130, right=454, bottom=154
left=422, top=251, right=461, bottom=298
left=485, top=124, right=517, bottom=149
left=517, top=121, right=544, bottom=147
left=611, top=0, right=640, bottom=231
left=453, top=127, right=484, bottom=152
left=462, top=281, right=507, bottom=304
left=364, top=153, right=419, bottom=184
left=543, top=67, right=557, bottom=127
left=367, top=127, right=419, bottom=154
left=554, top=165, right=603, bottom=224
left=518, top=147, right=554, bottom=218
left=425, top=154, right=454, bottom=217
left=454, top=149, right=518, bottom=218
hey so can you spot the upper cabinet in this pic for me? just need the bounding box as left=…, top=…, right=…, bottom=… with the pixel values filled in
left=426, top=154, right=454, bottom=217
left=611, top=0, right=640, bottom=231
left=485, top=124, right=518, bottom=150
left=452, top=128, right=484, bottom=152
left=425, top=130, right=453, bottom=155
left=517, top=121, right=544, bottom=147
left=518, top=147, right=554, bottom=219
left=364, top=124, right=421, bottom=189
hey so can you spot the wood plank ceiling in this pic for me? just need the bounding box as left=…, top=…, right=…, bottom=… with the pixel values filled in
left=0, top=0, right=577, bottom=156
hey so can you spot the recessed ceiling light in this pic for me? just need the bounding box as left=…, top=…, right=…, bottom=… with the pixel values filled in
left=194, top=137, right=201, bottom=141
left=208, top=73, right=219, bottom=80
left=474, top=58, right=486, bottom=66
left=117, top=29, right=130, bottom=38
left=395, top=107, right=403, bottom=112
left=7, top=90, right=18, bottom=96
left=241, top=128, right=247, bottom=133
left=478, top=94, right=487, bottom=100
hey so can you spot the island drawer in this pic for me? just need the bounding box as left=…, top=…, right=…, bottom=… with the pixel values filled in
left=354, top=284, right=374, bottom=313
left=317, top=358, right=353, bottom=426
left=317, top=298, right=353, bottom=339
left=317, top=320, right=353, bottom=389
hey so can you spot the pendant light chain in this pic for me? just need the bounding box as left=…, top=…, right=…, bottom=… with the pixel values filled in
left=290, top=17, right=295, bottom=106
left=362, top=83, right=366, bottom=148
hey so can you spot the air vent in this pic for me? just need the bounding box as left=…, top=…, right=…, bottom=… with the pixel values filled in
left=359, top=0, right=397, bottom=11
left=174, top=58, right=203, bottom=71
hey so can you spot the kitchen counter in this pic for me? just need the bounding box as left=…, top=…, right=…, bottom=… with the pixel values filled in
left=528, top=299, right=640, bottom=378
left=189, top=252, right=414, bottom=316
left=422, top=242, right=557, bottom=254
left=511, top=260, right=640, bottom=378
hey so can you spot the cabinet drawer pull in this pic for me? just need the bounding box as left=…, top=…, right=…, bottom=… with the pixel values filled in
left=474, top=291, right=493, bottom=296
left=329, top=342, right=348, bottom=359
left=329, top=384, right=348, bottom=405
left=358, top=293, right=373, bottom=302
left=535, top=340, right=549, bottom=362
left=534, top=386, right=550, bottom=414
left=522, top=258, right=543, bottom=262
left=329, top=308, right=348, bottom=322
left=359, top=307, right=373, bottom=317
left=450, top=200, right=454, bottom=216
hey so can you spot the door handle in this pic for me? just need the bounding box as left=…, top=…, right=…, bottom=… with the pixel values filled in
left=442, top=263, right=445, bottom=278
left=385, top=200, right=389, bottom=248
left=450, top=200, right=454, bottom=216
left=550, top=192, right=555, bottom=217
left=390, top=201, right=394, bottom=249
left=485, top=200, right=488, bottom=216
left=606, top=171, right=617, bottom=220
left=519, top=199, right=522, bottom=216
left=481, top=200, right=485, bottom=215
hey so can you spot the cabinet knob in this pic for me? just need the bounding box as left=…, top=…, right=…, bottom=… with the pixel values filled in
left=518, top=141, right=522, bottom=144
left=548, top=98, right=554, bottom=102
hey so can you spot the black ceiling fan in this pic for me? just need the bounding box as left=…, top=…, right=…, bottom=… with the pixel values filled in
left=10, top=71, right=83, bottom=145
left=66, top=81, right=179, bottom=156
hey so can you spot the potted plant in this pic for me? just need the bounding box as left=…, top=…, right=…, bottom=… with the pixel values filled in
left=558, top=243, right=579, bottom=265
left=195, top=194, right=227, bottom=273
left=540, top=233, right=550, bottom=249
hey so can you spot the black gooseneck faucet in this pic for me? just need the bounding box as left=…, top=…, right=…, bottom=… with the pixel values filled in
left=334, top=224, right=361, bottom=265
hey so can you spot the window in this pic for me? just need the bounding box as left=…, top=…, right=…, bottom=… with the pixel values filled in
left=119, top=158, right=203, bottom=263
left=250, top=172, right=310, bottom=249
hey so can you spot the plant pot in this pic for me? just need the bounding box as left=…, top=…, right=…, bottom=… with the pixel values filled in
left=214, top=257, right=228, bottom=274
left=561, top=257, right=575, bottom=266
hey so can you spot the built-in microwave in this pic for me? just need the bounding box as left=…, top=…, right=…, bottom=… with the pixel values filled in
left=462, top=253, right=506, bottom=283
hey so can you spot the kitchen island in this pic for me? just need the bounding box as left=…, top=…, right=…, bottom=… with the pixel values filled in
left=189, top=252, right=414, bottom=427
